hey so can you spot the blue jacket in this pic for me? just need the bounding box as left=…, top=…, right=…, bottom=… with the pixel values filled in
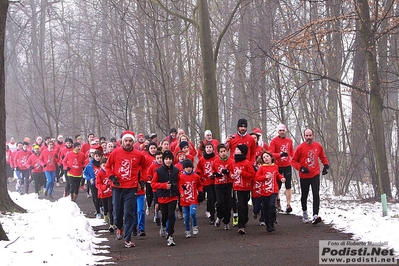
left=83, top=159, right=96, bottom=184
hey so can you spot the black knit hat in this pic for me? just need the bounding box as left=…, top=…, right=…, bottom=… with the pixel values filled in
left=179, top=141, right=189, bottom=150
left=237, top=118, right=248, bottom=128
left=170, top=128, right=177, bottom=134
left=73, top=142, right=81, bottom=148
left=162, top=150, right=174, bottom=161
left=148, top=142, right=158, bottom=149
left=65, top=138, right=73, bottom=144
left=182, top=159, right=193, bottom=169
left=236, top=144, right=248, bottom=155
left=150, top=133, right=157, bottom=140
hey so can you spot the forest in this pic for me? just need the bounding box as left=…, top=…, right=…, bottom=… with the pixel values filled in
left=3, top=0, right=399, bottom=199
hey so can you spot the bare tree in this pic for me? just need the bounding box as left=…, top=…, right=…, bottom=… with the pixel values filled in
left=0, top=0, right=25, bottom=241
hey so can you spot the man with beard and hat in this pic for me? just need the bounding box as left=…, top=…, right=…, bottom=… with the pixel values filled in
left=105, top=130, right=146, bottom=248
left=225, top=118, right=256, bottom=164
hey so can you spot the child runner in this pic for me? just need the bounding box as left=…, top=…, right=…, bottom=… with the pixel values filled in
left=147, top=150, right=163, bottom=226
left=230, top=144, right=255, bottom=235
left=252, top=157, right=265, bottom=225
left=83, top=149, right=103, bottom=218
left=95, top=158, right=115, bottom=232
left=179, top=159, right=203, bottom=238
left=212, top=144, right=234, bottom=230
left=195, top=142, right=216, bottom=224
left=255, top=151, right=285, bottom=232
left=174, top=150, right=186, bottom=219
left=152, top=150, right=179, bottom=246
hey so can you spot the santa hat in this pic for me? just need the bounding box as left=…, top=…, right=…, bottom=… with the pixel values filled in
left=89, top=144, right=103, bottom=154
left=138, top=133, right=144, bottom=138
left=36, top=136, right=42, bottom=142
left=57, top=135, right=63, bottom=140
left=252, top=128, right=262, bottom=135
left=121, top=130, right=135, bottom=143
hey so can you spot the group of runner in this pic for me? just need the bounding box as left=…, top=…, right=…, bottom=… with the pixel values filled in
left=5, top=119, right=329, bottom=248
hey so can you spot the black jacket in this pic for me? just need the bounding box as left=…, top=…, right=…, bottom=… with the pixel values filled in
left=155, top=165, right=179, bottom=197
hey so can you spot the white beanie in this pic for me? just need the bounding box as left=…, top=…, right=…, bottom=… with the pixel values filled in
left=204, top=130, right=212, bottom=137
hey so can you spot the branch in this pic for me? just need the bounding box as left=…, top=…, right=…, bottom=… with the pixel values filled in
left=214, top=0, right=243, bottom=64
left=254, top=40, right=369, bottom=95
left=152, top=0, right=199, bottom=29
left=4, top=237, right=20, bottom=248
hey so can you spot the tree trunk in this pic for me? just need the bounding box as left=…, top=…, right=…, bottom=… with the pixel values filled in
left=199, top=0, right=220, bottom=141
left=0, top=0, right=26, bottom=241
left=350, top=18, right=369, bottom=198
left=356, top=0, right=391, bottom=198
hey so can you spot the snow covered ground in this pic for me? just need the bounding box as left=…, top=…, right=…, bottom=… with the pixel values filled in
left=0, top=179, right=398, bottom=265
left=0, top=193, right=109, bottom=265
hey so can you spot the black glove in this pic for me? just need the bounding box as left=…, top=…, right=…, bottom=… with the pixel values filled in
left=280, top=152, right=288, bottom=157
left=43, top=164, right=47, bottom=168
left=222, top=169, right=229, bottom=175
left=29, top=166, right=34, bottom=170
left=300, top=166, right=310, bottom=173
left=182, top=184, right=187, bottom=191
left=197, top=191, right=205, bottom=203
left=322, top=164, right=329, bottom=175
left=213, top=172, right=223, bottom=178
left=109, top=175, right=120, bottom=186
left=138, top=180, right=145, bottom=189
left=66, top=167, right=71, bottom=172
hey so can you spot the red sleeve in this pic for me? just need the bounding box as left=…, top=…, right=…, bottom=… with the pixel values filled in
left=241, top=161, right=255, bottom=180
left=151, top=171, right=168, bottom=190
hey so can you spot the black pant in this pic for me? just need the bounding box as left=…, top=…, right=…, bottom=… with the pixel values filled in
left=204, top=185, right=216, bottom=219
left=70, top=176, right=82, bottom=194
left=64, top=171, right=70, bottom=194
left=89, top=184, right=101, bottom=214
left=102, top=197, right=114, bottom=225
left=32, top=172, right=46, bottom=193
left=6, top=164, right=13, bottom=178
left=56, top=164, right=64, bottom=182
left=20, top=169, right=30, bottom=194
left=236, top=190, right=250, bottom=228
left=261, top=194, right=277, bottom=224
left=215, top=184, right=232, bottom=224
left=145, top=183, right=154, bottom=208
left=160, top=200, right=177, bottom=237
left=300, top=175, right=320, bottom=215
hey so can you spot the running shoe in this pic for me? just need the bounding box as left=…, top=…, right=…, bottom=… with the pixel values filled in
left=167, top=236, right=176, bottom=246
left=124, top=241, right=135, bottom=248
left=116, top=229, right=123, bottom=240
left=192, top=226, right=199, bottom=235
